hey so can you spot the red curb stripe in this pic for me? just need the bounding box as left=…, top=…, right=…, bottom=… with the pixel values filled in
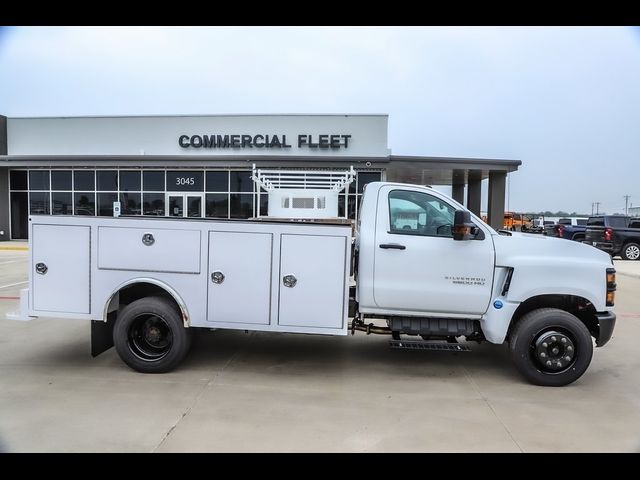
left=0, top=296, right=20, bottom=300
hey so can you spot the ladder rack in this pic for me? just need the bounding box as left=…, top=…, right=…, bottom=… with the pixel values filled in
left=251, top=164, right=356, bottom=219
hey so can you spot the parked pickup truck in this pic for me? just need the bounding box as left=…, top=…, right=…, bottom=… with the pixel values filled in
left=544, top=218, right=588, bottom=242
left=584, top=215, right=640, bottom=260
left=7, top=182, right=617, bottom=386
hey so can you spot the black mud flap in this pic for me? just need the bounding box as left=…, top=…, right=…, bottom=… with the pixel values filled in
left=91, top=314, right=115, bottom=357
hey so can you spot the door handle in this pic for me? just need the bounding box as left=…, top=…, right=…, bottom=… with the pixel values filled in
left=211, top=271, right=225, bottom=284
left=379, top=243, right=406, bottom=250
left=283, top=274, right=297, bottom=288
left=35, top=262, right=48, bottom=275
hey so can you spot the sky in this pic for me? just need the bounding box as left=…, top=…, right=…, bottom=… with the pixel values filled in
left=0, top=26, right=639, bottom=215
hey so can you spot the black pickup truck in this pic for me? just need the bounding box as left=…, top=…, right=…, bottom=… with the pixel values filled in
left=584, top=215, right=640, bottom=260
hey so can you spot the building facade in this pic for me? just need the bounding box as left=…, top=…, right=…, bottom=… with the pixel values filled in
left=0, top=114, right=521, bottom=240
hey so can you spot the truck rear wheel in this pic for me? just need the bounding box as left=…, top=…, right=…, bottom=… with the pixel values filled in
left=113, top=296, right=192, bottom=373
left=621, top=242, right=640, bottom=261
left=509, top=308, right=593, bottom=386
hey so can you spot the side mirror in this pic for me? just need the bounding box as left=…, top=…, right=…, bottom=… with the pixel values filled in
left=453, top=210, right=475, bottom=241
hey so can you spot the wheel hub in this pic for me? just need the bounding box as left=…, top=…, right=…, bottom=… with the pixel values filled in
left=145, top=325, right=162, bottom=344
left=533, top=331, right=575, bottom=372
left=128, top=314, right=172, bottom=361
left=626, top=245, right=640, bottom=260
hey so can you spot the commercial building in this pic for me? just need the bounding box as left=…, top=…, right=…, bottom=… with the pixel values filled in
left=0, top=114, right=521, bottom=240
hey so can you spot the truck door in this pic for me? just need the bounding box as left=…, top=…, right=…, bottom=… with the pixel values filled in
left=32, top=224, right=90, bottom=314
left=207, top=231, right=272, bottom=325
left=373, top=186, right=494, bottom=315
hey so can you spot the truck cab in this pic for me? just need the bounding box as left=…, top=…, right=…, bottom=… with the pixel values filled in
left=355, top=182, right=616, bottom=385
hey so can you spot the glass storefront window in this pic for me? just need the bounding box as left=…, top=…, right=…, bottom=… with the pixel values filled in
left=357, top=172, right=382, bottom=193
left=206, top=171, right=229, bottom=192
left=97, top=171, right=118, bottom=191
left=120, top=171, right=141, bottom=191
left=166, top=171, right=204, bottom=192
left=10, top=171, right=27, bottom=190
left=143, top=171, right=164, bottom=191
left=29, top=171, right=50, bottom=190
left=205, top=193, right=228, bottom=218
left=29, top=192, right=50, bottom=214
left=120, top=193, right=142, bottom=215
left=143, top=193, right=165, bottom=216
left=52, top=192, right=73, bottom=215
left=229, top=171, right=253, bottom=193
left=230, top=193, right=253, bottom=218
left=51, top=171, right=72, bottom=190
left=74, top=171, right=95, bottom=191
left=97, top=192, right=118, bottom=216
left=10, top=192, right=28, bottom=239
left=74, top=192, right=95, bottom=215
left=259, top=195, right=269, bottom=216
left=8, top=167, right=376, bottom=240
left=338, top=195, right=356, bottom=219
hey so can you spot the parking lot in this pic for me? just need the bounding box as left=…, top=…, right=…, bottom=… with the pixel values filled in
left=1, top=248, right=639, bottom=452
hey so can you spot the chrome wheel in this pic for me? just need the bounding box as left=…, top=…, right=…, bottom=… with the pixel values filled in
left=624, top=244, right=640, bottom=260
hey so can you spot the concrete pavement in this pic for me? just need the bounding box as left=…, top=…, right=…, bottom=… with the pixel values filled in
left=1, top=249, right=639, bottom=452
left=614, top=259, right=640, bottom=280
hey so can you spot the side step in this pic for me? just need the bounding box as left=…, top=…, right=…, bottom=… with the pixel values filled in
left=389, top=340, right=471, bottom=352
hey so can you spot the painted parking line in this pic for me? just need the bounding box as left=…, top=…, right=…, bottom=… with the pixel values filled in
left=0, top=281, right=28, bottom=290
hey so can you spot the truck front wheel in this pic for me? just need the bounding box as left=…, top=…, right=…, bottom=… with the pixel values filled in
left=113, top=296, right=192, bottom=373
left=509, top=308, right=593, bottom=386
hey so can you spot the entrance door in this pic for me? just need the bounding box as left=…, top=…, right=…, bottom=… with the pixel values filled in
left=167, top=194, right=203, bottom=218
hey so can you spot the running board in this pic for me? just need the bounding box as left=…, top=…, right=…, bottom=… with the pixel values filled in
left=389, top=340, right=471, bottom=351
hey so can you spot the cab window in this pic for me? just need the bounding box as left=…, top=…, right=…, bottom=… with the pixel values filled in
left=388, top=189, right=455, bottom=237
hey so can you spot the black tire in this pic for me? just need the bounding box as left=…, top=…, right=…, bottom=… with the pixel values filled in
left=621, top=242, right=640, bottom=261
left=572, top=234, right=584, bottom=243
left=113, top=296, right=192, bottom=373
left=509, top=308, right=593, bottom=386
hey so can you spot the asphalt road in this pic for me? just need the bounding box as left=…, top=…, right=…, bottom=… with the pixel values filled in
left=1, top=249, right=639, bottom=452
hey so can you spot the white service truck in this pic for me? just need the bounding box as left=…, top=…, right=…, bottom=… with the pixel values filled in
left=7, top=181, right=617, bottom=386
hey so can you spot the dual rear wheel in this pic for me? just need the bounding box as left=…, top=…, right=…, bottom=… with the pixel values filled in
left=113, top=296, right=192, bottom=373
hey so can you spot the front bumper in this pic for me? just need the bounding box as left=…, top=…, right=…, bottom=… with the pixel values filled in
left=595, top=311, right=616, bottom=347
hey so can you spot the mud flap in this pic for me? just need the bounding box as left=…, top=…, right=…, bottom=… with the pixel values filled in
left=91, top=312, right=115, bottom=357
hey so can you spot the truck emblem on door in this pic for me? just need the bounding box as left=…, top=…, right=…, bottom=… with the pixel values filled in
left=445, top=275, right=486, bottom=286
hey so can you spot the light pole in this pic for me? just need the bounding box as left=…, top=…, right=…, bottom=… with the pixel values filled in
left=624, top=195, right=631, bottom=216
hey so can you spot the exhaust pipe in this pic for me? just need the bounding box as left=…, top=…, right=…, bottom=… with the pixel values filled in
left=348, top=321, right=392, bottom=335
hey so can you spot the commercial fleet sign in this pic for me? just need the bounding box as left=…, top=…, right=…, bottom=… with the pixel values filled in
left=178, top=134, right=352, bottom=150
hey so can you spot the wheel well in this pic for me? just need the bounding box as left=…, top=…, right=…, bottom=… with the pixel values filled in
left=105, top=282, right=188, bottom=327
left=507, top=294, right=597, bottom=341
left=622, top=239, right=640, bottom=248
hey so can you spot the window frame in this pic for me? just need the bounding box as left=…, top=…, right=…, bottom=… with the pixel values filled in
left=387, top=189, right=456, bottom=238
